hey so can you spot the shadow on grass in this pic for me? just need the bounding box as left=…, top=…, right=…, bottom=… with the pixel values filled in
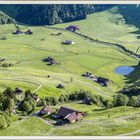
left=121, top=63, right=140, bottom=96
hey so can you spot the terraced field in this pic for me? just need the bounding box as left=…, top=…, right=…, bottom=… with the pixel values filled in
left=0, top=8, right=140, bottom=136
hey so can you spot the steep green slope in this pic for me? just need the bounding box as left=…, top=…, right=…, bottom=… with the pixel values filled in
left=118, top=5, right=140, bottom=31
left=0, top=5, right=112, bottom=25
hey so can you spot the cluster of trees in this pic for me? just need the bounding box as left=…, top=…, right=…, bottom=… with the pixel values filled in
left=37, top=90, right=112, bottom=108
left=0, top=87, right=16, bottom=129
left=18, top=90, right=36, bottom=115
left=1, top=86, right=140, bottom=130
left=37, top=89, right=140, bottom=110
left=121, top=85, right=140, bottom=97
left=0, top=11, right=15, bottom=24
left=113, top=93, right=140, bottom=107
left=0, top=5, right=112, bottom=25
left=118, top=5, right=140, bottom=31
left=37, top=96, right=59, bottom=107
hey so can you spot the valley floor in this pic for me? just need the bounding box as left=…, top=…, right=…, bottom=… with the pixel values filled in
left=0, top=8, right=140, bottom=136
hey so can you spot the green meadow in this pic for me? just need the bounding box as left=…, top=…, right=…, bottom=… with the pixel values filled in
left=0, top=8, right=140, bottom=136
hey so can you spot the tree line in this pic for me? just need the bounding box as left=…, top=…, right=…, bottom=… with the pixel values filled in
left=1, top=87, right=140, bottom=129
left=0, top=5, right=112, bottom=25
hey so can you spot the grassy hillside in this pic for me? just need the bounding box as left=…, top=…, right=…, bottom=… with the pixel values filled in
left=1, top=105, right=140, bottom=136
left=0, top=7, right=140, bottom=136
left=55, top=7, right=140, bottom=54
left=0, top=24, right=136, bottom=98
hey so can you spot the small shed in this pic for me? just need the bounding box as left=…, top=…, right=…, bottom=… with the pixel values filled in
left=62, top=40, right=75, bottom=45
left=33, top=95, right=40, bottom=102
left=15, top=87, right=23, bottom=95
left=56, top=84, right=64, bottom=89
left=47, top=60, right=59, bottom=66
left=43, top=57, right=54, bottom=62
left=83, top=97, right=92, bottom=105
left=25, top=29, right=33, bottom=35
left=39, top=106, right=53, bottom=115
left=12, top=29, right=23, bottom=35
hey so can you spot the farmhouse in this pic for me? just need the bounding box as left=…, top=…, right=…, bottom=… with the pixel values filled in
left=15, top=87, right=23, bottom=94
left=57, top=106, right=84, bottom=123
left=25, top=29, right=33, bottom=35
left=96, top=77, right=109, bottom=86
left=47, top=59, right=59, bottom=65
left=62, top=40, right=75, bottom=45
left=82, top=72, right=92, bottom=77
left=82, top=72, right=96, bottom=79
left=66, top=25, right=80, bottom=32
left=43, top=57, right=54, bottom=62
left=43, top=57, right=59, bottom=66
left=83, top=97, right=92, bottom=105
left=39, top=106, right=53, bottom=115
left=56, top=84, right=64, bottom=89
left=12, top=29, right=23, bottom=35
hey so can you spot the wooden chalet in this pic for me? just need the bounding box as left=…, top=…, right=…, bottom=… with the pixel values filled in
left=66, top=25, right=80, bottom=32
left=96, top=77, right=109, bottom=86
left=39, top=106, right=53, bottom=115
left=57, top=106, right=85, bottom=123
left=25, top=29, right=33, bottom=35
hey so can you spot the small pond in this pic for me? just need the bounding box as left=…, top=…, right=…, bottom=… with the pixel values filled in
left=115, top=66, right=135, bottom=75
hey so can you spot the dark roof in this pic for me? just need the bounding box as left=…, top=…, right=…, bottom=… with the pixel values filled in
left=57, top=106, right=82, bottom=118
left=43, top=57, right=54, bottom=62
left=63, top=40, right=73, bottom=44
left=15, top=87, right=23, bottom=93
left=83, top=97, right=92, bottom=105
left=25, top=29, right=33, bottom=34
left=97, top=77, right=109, bottom=83
left=56, top=84, right=64, bottom=89
left=67, top=25, right=80, bottom=30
